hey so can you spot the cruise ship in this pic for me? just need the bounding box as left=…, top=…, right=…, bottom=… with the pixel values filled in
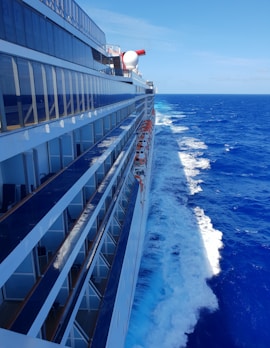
left=0, top=1, right=155, bottom=347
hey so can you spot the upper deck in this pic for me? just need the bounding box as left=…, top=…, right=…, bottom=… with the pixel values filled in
left=0, top=0, right=151, bottom=134
left=31, top=0, right=106, bottom=49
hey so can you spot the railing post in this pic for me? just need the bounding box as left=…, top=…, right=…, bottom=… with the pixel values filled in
left=0, top=88, right=7, bottom=132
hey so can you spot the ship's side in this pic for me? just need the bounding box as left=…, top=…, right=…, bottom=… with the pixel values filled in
left=0, top=1, right=155, bottom=347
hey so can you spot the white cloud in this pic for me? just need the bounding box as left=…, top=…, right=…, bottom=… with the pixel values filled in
left=83, top=7, right=177, bottom=51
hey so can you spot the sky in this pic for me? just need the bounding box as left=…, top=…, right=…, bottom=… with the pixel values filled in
left=78, top=0, right=270, bottom=94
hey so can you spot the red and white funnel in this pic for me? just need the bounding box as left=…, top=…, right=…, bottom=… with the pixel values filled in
left=122, top=49, right=146, bottom=70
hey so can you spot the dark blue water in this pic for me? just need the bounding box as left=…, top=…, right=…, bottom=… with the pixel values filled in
left=125, top=94, right=270, bottom=348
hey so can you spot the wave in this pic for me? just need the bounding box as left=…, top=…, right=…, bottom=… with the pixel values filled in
left=125, top=108, right=223, bottom=348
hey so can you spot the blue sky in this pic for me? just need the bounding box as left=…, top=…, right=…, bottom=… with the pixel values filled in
left=78, top=0, right=270, bottom=94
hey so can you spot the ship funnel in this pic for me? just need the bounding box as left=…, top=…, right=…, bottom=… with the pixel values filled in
left=135, top=49, right=146, bottom=56
left=123, top=49, right=146, bottom=70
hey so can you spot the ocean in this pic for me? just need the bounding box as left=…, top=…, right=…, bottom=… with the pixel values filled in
left=125, top=94, right=270, bottom=348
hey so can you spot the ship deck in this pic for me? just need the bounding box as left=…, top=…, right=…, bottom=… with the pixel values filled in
left=0, top=115, right=137, bottom=263
left=0, top=109, right=142, bottom=333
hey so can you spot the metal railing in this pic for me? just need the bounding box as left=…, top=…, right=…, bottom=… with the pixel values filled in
left=39, top=0, right=106, bottom=48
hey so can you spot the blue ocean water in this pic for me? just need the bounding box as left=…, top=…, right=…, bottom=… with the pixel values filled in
left=125, top=94, right=270, bottom=348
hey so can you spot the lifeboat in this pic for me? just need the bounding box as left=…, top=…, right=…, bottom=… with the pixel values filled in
left=133, top=116, right=154, bottom=189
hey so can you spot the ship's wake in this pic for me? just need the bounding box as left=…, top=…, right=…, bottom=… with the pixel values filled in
left=125, top=107, right=223, bottom=348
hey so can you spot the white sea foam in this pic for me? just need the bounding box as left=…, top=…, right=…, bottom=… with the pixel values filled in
left=193, top=207, right=223, bottom=275
left=179, top=137, right=208, bottom=150
left=178, top=152, right=210, bottom=195
left=126, top=196, right=219, bottom=348
left=155, top=112, right=173, bottom=126
left=125, top=110, right=223, bottom=348
left=171, top=125, right=189, bottom=133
